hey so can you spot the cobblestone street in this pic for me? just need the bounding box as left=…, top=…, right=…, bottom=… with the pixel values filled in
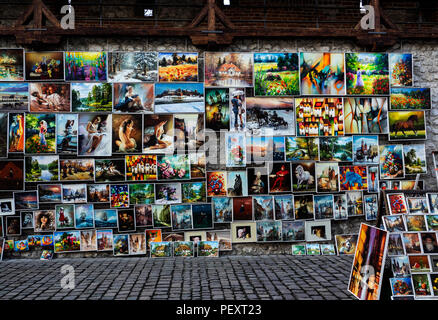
left=0, top=256, right=355, bottom=300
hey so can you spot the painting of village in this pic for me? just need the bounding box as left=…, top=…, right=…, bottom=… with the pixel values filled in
left=204, top=52, right=253, bottom=87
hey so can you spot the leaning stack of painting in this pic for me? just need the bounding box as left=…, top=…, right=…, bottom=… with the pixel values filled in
left=0, top=49, right=432, bottom=263
left=383, top=191, right=438, bottom=300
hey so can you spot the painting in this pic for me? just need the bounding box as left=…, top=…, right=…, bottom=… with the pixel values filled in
left=352, top=135, right=379, bottom=165
left=157, top=154, right=190, bottom=180
left=25, top=155, right=59, bottom=182
left=72, top=83, right=112, bottom=112
left=97, top=230, right=113, bottom=251
left=299, top=52, right=345, bottom=95
left=125, top=155, right=156, bottom=181
left=62, top=184, right=87, bottom=203
left=74, top=204, right=94, bottom=229
left=207, top=171, right=227, bottom=197
left=158, top=52, right=198, bottom=82
left=314, top=195, right=334, bottom=220
left=254, top=53, right=299, bottom=96
left=379, top=144, right=405, bottom=179
left=345, top=53, right=389, bottom=95
left=285, top=137, right=319, bottom=161
left=25, top=51, right=64, bottom=81
left=229, top=88, right=246, bottom=132
left=56, top=114, right=78, bottom=154
left=339, top=165, right=368, bottom=191
left=291, top=162, right=316, bottom=192
left=95, top=159, right=125, bottom=182
left=403, top=144, right=427, bottom=175
left=388, top=111, right=426, bottom=141
left=55, top=205, right=75, bottom=229
left=65, top=51, right=107, bottom=81
left=143, top=114, right=174, bottom=154
left=0, top=83, right=28, bottom=111
left=154, top=83, right=204, bottom=113
left=182, top=181, right=206, bottom=203
left=54, top=231, right=80, bottom=253
left=129, top=233, right=146, bottom=255
left=390, top=87, right=431, bottom=110
left=78, top=114, right=112, bottom=156
left=268, top=162, right=292, bottom=193
left=232, top=197, right=253, bottom=221
left=348, top=223, right=388, bottom=300
left=113, top=83, right=154, bottom=113
left=80, top=230, right=97, bottom=251
left=205, top=52, right=253, bottom=87
left=315, top=162, right=339, bottom=193
left=129, top=183, right=154, bottom=205
left=246, top=97, right=294, bottom=136
left=295, top=98, right=344, bottom=136
left=205, top=87, right=230, bottom=131
left=110, top=184, right=129, bottom=208
left=344, top=97, right=388, bottom=134
left=59, top=159, right=94, bottom=181
left=212, top=197, right=232, bottom=223
left=108, top=51, right=157, bottom=82
left=174, top=113, right=204, bottom=151
left=111, top=114, right=143, bottom=154
left=294, top=194, right=314, bottom=220
left=256, top=221, right=282, bottom=242
left=389, top=53, right=413, bottom=87
left=0, top=160, right=24, bottom=191
left=319, top=136, right=352, bottom=162
left=25, top=113, right=56, bottom=154
left=8, top=113, right=24, bottom=153
left=305, top=220, right=332, bottom=242
left=0, top=49, right=24, bottom=81
left=225, top=132, right=246, bottom=167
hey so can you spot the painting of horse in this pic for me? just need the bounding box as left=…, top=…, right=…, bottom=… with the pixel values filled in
left=389, top=111, right=426, bottom=140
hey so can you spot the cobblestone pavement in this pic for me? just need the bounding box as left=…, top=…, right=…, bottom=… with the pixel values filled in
left=0, top=256, right=355, bottom=300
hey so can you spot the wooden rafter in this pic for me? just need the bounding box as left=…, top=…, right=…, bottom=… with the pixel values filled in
left=14, top=0, right=61, bottom=29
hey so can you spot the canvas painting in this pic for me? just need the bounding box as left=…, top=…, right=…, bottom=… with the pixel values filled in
left=95, top=159, right=125, bottom=183
left=125, top=155, right=156, bottom=181
left=0, top=49, right=24, bottom=81
left=285, top=137, right=319, bottom=161
left=129, top=184, right=155, bottom=205
left=0, top=160, right=24, bottom=191
left=56, top=113, right=78, bottom=154
left=29, top=83, right=70, bottom=112
left=389, top=53, right=413, bottom=87
left=379, top=144, right=405, bottom=179
left=54, top=231, right=80, bottom=253
left=0, top=83, right=28, bottom=111
left=13, top=191, right=36, bottom=210
left=352, top=135, right=379, bottom=165
left=65, top=51, right=107, bottom=81
left=205, top=87, right=230, bottom=131
left=174, top=113, right=204, bottom=151
left=390, top=87, right=431, bottom=110
left=154, top=83, right=204, bottom=113
left=111, top=114, right=142, bottom=154
left=59, top=159, right=94, bottom=181
left=205, top=52, right=253, bottom=87
left=25, top=155, right=59, bottom=182
left=55, top=204, right=75, bottom=229
left=345, top=53, right=389, bottom=95
left=348, top=224, right=388, bottom=300
left=343, top=97, right=389, bottom=134
left=62, top=184, right=87, bottom=203
left=212, top=197, right=232, bottom=223
left=403, top=144, right=427, bottom=175
left=108, top=51, right=157, bottom=82
left=25, top=113, right=56, bottom=154
left=78, top=114, right=112, bottom=156
left=87, top=184, right=109, bottom=203
left=25, top=51, right=64, bottom=81
left=319, top=136, right=352, bottom=162
left=246, top=97, right=294, bottom=136
left=254, top=52, right=299, bottom=96
left=113, top=83, right=154, bottom=113
left=8, top=113, right=24, bottom=153
left=388, top=111, right=426, bottom=141
left=158, top=52, right=198, bottom=82
left=295, top=98, right=344, bottom=136
left=300, top=52, right=345, bottom=95
left=143, top=114, right=174, bottom=154
left=72, top=83, right=112, bottom=112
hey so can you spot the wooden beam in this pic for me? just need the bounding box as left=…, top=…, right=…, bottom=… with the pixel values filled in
left=214, top=3, right=235, bottom=29
left=207, top=0, right=215, bottom=31
left=188, top=3, right=209, bottom=28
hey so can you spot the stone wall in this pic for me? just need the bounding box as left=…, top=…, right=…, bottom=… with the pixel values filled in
left=2, top=36, right=438, bottom=257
